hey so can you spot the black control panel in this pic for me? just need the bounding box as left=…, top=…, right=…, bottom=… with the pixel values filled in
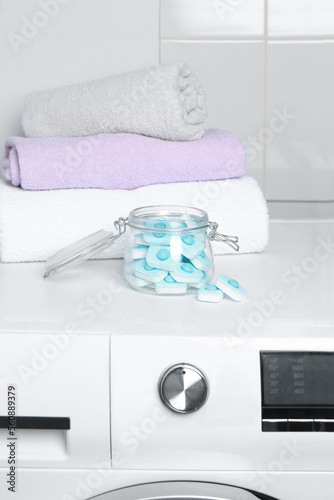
left=260, top=351, right=334, bottom=432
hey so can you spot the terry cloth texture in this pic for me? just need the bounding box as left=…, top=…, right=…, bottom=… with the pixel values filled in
left=3, top=129, right=245, bottom=190
left=22, top=62, right=207, bottom=141
left=0, top=176, right=269, bottom=262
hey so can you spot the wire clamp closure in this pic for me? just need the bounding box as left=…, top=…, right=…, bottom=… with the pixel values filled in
left=113, top=217, right=128, bottom=238
left=208, top=222, right=239, bottom=252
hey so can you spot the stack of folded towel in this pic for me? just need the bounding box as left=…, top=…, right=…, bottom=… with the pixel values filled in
left=0, top=62, right=269, bottom=263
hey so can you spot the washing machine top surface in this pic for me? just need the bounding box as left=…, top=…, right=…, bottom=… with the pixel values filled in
left=0, top=221, right=333, bottom=336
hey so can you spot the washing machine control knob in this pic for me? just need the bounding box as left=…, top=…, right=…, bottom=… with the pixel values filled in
left=159, top=363, right=209, bottom=414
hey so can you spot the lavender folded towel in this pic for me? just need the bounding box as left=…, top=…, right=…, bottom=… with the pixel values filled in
left=22, top=62, right=206, bottom=141
left=3, top=129, right=246, bottom=191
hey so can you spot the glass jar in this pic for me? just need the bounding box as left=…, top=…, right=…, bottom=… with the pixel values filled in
left=44, top=205, right=239, bottom=296
left=124, top=205, right=214, bottom=295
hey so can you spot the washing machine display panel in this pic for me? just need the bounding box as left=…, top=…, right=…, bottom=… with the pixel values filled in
left=261, top=351, right=334, bottom=406
left=261, top=351, right=334, bottom=432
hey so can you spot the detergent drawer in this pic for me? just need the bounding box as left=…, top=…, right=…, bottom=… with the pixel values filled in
left=0, top=333, right=110, bottom=469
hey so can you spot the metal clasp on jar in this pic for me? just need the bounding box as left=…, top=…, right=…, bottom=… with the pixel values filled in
left=207, top=222, right=239, bottom=252
left=114, top=217, right=129, bottom=235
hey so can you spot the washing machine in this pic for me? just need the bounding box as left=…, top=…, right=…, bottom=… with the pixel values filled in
left=1, top=221, right=334, bottom=500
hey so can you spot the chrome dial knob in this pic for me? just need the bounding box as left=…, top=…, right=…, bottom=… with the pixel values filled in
left=159, top=363, right=209, bottom=414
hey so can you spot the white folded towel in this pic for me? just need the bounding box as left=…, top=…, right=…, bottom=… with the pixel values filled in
left=22, top=62, right=206, bottom=141
left=0, top=176, right=269, bottom=263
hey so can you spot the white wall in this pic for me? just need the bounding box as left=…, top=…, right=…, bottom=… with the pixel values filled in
left=0, top=0, right=159, bottom=145
left=1, top=0, right=333, bottom=213
left=160, top=0, right=334, bottom=208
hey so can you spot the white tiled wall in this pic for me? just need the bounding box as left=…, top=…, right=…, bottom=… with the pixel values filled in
left=266, top=41, right=334, bottom=201
left=160, top=0, right=264, bottom=39
left=268, top=0, right=334, bottom=38
left=1, top=1, right=333, bottom=207
left=160, top=0, right=334, bottom=204
left=161, top=40, right=265, bottom=187
left=161, top=0, right=266, bottom=189
left=0, top=0, right=159, bottom=150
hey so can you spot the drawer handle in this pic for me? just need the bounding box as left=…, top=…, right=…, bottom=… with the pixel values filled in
left=0, top=416, right=70, bottom=430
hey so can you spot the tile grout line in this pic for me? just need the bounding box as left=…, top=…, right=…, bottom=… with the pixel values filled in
left=160, top=37, right=334, bottom=43
left=158, top=0, right=162, bottom=64
left=270, top=200, right=334, bottom=203
left=160, top=38, right=264, bottom=42
left=263, top=0, right=268, bottom=200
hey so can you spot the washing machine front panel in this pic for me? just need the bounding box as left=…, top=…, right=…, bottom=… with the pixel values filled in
left=111, top=334, right=334, bottom=472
